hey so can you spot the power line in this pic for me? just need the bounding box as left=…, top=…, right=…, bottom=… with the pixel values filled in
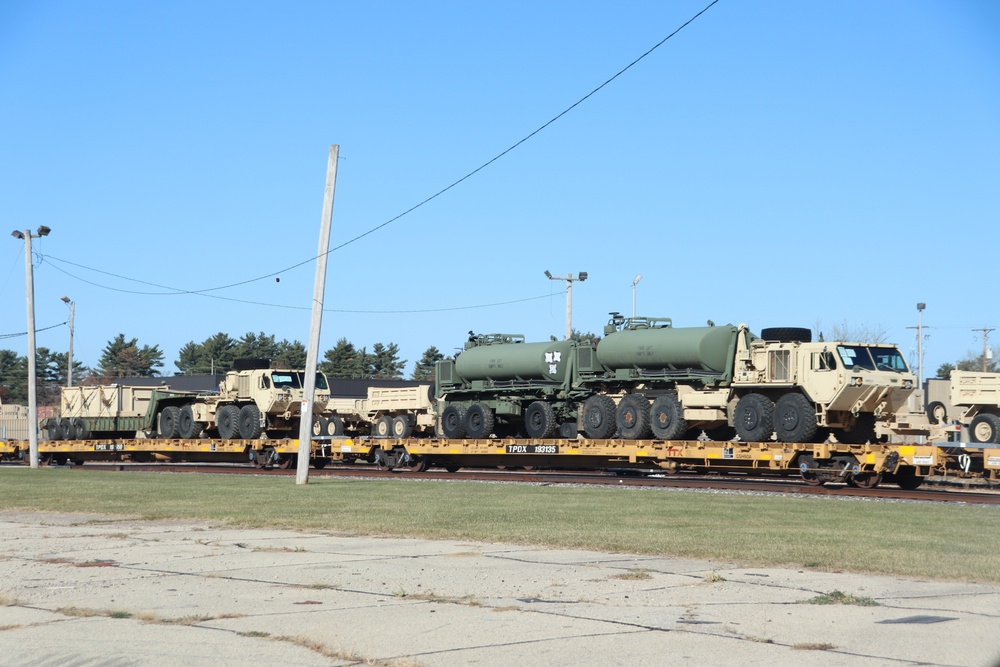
left=43, top=1, right=720, bottom=299
left=0, top=321, right=69, bottom=340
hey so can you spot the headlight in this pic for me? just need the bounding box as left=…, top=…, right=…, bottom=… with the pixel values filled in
left=902, top=380, right=913, bottom=389
left=852, top=376, right=863, bottom=386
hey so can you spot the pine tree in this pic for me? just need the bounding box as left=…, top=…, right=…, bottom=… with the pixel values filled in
left=411, top=346, right=444, bottom=380
left=370, top=342, right=405, bottom=379
left=97, top=334, right=164, bottom=378
left=320, top=338, right=367, bottom=378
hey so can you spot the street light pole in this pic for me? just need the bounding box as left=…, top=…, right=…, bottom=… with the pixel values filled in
left=545, top=270, right=588, bottom=340
left=916, top=302, right=925, bottom=387
left=61, top=296, right=74, bottom=387
left=631, top=274, right=642, bottom=319
left=11, top=225, right=51, bottom=469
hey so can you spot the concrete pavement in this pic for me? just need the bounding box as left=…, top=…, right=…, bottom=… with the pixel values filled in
left=0, top=512, right=998, bottom=666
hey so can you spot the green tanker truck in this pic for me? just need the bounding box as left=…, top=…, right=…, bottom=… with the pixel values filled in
left=436, top=314, right=921, bottom=444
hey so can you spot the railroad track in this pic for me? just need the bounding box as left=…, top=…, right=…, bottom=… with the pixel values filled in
left=36, top=461, right=1000, bottom=505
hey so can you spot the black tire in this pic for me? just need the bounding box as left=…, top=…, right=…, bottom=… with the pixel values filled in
left=216, top=405, right=240, bottom=439
left=312, top=417, right=328, bottom=437
left=582, top=394, right=617, bottom=439
left=926, top=401, right=948, bottom=425
left=178, top=405, right=203, bottom=440
left=650, top=391, right=686, bottom=440
left=524, top=401, right=557, bottom=439
left=47, top=420, right=61, bottom=441
left=440, top=404, right=467, bottom=439
left=733, top=393, right=774, bottom=442
left=774, top=393, right=818, bottom=443
left=327, top=416, right=344, bottom=436
left=836, top=413, right=876, bottom=445
left=616, top=394, right=652, bottom=440
left=71, top=417, right=90, bottom=440
left=373, top=415, right=393, bottom=439
left=704, top=424, right=736, bottom=441
left=59, top=418, right=74, bottom=441
left=970, top=413, right=1000, bottom=444
left=392, top=415, right=413, bottom=439
left=238, top=404, right=263, bottom=439
left=464, top=403, right=494, bottom=439
left=759, top=327, right=812, bottom=343
left=159, top=406, right=180, bottom=439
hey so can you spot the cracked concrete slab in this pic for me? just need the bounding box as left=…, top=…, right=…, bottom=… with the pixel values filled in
left=0, top=512, right=997, bottom=667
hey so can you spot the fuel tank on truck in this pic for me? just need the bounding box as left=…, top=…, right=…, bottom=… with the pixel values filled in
left=454, top=338, right=576, bottom=383
left=596, top=324, right=739, bottom=374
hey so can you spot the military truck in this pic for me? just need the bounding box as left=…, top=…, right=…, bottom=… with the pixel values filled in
left=47, top=361, right=334, bottom=440
left=925, top=370, right=1000, bottom=443
left=324, top=384, right=436, bottom=438
left=436, top=315, right=919, bottom=444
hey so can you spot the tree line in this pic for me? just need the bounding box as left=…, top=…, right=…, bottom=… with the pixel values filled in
left=0, top=331, right=448, bottom=406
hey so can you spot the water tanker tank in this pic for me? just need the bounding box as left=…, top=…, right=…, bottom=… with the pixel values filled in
left=455, top=339, right=576, bottom=383
left=596, top=324, right=738, bottom=373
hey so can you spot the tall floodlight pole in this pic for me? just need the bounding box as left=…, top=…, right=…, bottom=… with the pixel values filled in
left=297, top=145, right=339, bottom=485
left=545, top=270, right=588, bottom=340
left=61, top=296, right=75, bottom=387
left=11, top=225, right=51, bottom=469
left=631, top=274, right=642, bottom=319
left=916, top=303, right=925, bottom=387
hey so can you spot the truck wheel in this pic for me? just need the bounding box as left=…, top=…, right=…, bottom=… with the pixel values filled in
left=440, top=405, right=467, bottom=439
left=59, top=418, right=74, bottom=441
left=179, top=405, right=203, bottom=439
left=373, top=416, right=393, bottom=438
left=159, top=406, right=180, bottom=439
left=650, top=392, right=686, bottom=440
left=759, top=327, right=812, bottom=343
left=71, top=418, right=90, bottom=440
left=774, top=393, right=818, bottom=442
left=524, top=401, right=557, bottom=439
left=835, top=413, right=875, bottom=444
left=464, top=404, right=494, bottom=439
left=216, top=405, right=240, bottom=439
left=616, top=394, right=652, bottom=440
left=582, top=394, right=617, bottom=439
left=733, top=393, right=774, bottom=442
left=704, top=424, right=736, bottom=441
left=312, top=417, right=328, bottom=437
left=926, top=401, right=948, bottom=425
left=238, top=404, right=263, bottom=439
left=47, top=420, right=62, bottom=441
left=970, top=413, right=1000, bottom=444
left=326, top=416, right=344, bottom=436
left=392, top=415, right=414, bottom=439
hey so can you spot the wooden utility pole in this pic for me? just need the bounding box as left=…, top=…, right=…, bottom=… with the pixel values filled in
left=296, top=145, right=339, bottom=485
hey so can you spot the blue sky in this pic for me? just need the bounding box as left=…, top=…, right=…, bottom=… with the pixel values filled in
left=1, top=0, right=998, bottom=381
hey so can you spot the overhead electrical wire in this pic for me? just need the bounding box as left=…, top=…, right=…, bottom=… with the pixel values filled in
left=41, top=1, right=720, bottom=308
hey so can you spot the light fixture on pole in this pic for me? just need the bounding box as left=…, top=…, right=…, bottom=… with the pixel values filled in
left=11, top=225, right=51, bottom=469
left=545, top=270, right=588, bottom=340
left=631, top=274, right=642, bottom=319
left=916, top=302, right=925, bottom=387
left=61, top=296, right=75, bottom=387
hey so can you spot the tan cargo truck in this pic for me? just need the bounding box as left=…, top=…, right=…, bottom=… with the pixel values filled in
left=925, top=370, right=1000, bottom=443
left=324, top=384, right=435, bottom=438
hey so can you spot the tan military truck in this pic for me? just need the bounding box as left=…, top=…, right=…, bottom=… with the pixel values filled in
left=925, top=370, right=1000, bottom=443
left=177, top=362, right=333, bottom=440
left=324, top=384, right=435, bottom=438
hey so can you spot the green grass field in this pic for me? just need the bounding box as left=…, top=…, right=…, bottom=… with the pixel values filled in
left=1, top=468, right=998, bottom=583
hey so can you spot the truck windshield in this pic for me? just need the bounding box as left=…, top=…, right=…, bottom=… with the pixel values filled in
left=270, top=372, right=302, bottom=389
left=837, top=345, right=908, bottom=372
left=292, top=372, right=329, bottom=390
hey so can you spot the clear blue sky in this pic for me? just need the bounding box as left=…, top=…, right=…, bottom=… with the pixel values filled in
left=1, top=0, right=998, bottom=380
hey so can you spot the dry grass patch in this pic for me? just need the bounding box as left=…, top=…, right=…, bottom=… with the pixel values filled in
left=704, top=571, right=726, bottom=583
left=794, top=642, right=837, bottom=651
left=803, top=590, right=879, bottom=607
left=610, top=568, right=652, bottom=581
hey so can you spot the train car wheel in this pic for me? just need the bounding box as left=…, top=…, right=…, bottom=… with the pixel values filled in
left=852, top=472, right=882, bottom=489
